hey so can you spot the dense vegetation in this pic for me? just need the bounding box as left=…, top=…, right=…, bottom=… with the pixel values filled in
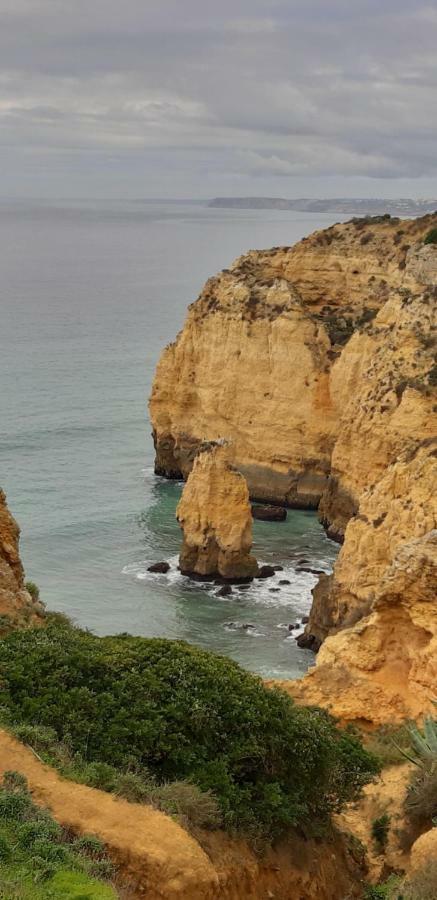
left=423, top=227, right=437, bottom=244
left=0, top=619, right=379, bottom=840
left=0, top=771, right=115, bottom=899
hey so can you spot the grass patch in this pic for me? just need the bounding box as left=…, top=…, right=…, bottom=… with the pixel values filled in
left=0, top=619, right=379, bottom=841
left=0, top=771, right=116, bottom=899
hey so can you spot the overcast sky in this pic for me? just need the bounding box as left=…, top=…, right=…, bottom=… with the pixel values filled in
left=1, top=0, right=436, bottom=199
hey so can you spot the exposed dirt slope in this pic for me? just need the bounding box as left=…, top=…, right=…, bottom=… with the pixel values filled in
left=0, top=730, right=365, bottom=899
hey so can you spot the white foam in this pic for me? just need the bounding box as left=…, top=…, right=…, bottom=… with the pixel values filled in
left=122, top=554, right=329, bottom=618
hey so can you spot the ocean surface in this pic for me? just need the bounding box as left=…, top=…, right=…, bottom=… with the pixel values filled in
left=0, top=199, right=342, bottom=679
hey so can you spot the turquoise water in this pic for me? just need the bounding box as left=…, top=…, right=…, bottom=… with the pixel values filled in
left=0, top=199, right=340, bottom=678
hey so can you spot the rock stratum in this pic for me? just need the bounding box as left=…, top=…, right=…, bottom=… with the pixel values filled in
left=0, top=488, right=44, bottom=629
left=177, top=441, right=258, bottom=581
left=150, top=213, right=437, bottom=723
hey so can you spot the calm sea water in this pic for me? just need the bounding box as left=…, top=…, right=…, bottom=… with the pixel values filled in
left=0, top=199, right=341, bottom=679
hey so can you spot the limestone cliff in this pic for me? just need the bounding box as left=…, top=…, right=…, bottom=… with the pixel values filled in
left=176, top=441, right=258, bottom=581
left=151, top=214, right=437, bottom=722
left=150, top=213, right=437, bottom=509
left=289, top=533, right=436, bottom=725
left=0, top=489, right=44, bottom=629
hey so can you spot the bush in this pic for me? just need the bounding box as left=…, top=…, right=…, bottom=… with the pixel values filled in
left=0, top=621, right=379, bottom=839
left=364, top=725, right=414, bottom=767
left=423, top=227, right=437, bottom=245
left=371, top=813, right=390, bottom=852
left=150, top=781, right=222, bottom=829
left=405, top=768, right=437, bottom=828
left=25, top=580, right=40, bottom=601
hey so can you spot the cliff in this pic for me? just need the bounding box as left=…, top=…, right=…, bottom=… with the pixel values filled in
left=150, top=213, right=437, bottom=723
left=176, top=441, right=258, bottom=581
left=150, top=213, right=436, bottom=511
left=0, top=489, right=44, bottom=629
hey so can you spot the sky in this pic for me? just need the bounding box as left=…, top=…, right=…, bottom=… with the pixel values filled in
left=1, top=0, right=436, bottom=199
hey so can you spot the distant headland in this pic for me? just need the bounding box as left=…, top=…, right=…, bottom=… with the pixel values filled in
left=209, top=196, right=437, bottom=216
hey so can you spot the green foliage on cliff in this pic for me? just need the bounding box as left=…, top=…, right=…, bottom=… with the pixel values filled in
left=0, top=620, right=379, bottom=840
left=423, top=227, right=437, bottom=244
left=0, top=771, right=116, bottom=898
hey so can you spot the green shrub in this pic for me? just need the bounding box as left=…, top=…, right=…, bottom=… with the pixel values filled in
left=371, top=813, right=391, bottom=852
left=13, top=723, right=58, bottom=752
left=2, top=770, right=29, bottom=793
left=114, top=772, right=154, bottom=803
left=25, top=580, right=40, bottom=601
left=423, top=227, right=437, bottom=245
left=73, top=834, right=106, bottom=859
left=405, top=768, right=437, bottom=828
left=0, top=834, right=11, bottom=862
left=363, top=876, right=400, bottom=899
left=150, top=781, right=222, bottom=829
left=0, top=620, right=379, bottom=839
left=17, top=818, right=62, bottom=848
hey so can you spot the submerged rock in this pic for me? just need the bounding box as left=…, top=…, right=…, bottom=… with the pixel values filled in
left=177, top=441, right=259, bottom=582
left=252, top=505, right=287, bottom=521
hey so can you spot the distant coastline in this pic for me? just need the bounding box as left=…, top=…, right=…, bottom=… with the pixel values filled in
left=209, top=196, right=437, bottom=216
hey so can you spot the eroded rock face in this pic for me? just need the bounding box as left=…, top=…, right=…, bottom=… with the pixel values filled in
left=151, top=214, right=437, bottom=722
left=176, top=442, right=258, bottom=581
left=0, top=489, right=45, bottom=629
left=287, top=451, right=437, bottom=724
left=149, top=213, right=437, bottom=510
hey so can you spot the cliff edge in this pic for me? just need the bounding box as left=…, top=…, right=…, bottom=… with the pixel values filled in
left=0, top=488, right=44, bottom=629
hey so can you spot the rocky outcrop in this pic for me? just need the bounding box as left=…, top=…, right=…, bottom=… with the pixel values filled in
left=318, top=286, right=436, bottom=541
left=0, top=489, right=44, bottom=629
left=149, top=213, right=437, bottom=510
left=287, top=524, right=437, bottom=725
left=151, top=214, right=437, bottom=722
left=176, top=442, right=258, bottom=581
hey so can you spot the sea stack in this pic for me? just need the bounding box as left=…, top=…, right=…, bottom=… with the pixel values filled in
left=176, top=440, right=259, bottom=582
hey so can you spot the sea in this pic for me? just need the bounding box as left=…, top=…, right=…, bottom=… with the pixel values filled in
left=0, top=198, right=343, bottom=679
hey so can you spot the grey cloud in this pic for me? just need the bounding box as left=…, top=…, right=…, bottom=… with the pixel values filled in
left=0, top=0, right=436, bottom=197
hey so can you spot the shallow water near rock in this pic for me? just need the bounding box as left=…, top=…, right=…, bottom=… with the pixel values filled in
left=0, top=198, right=341, bottom=679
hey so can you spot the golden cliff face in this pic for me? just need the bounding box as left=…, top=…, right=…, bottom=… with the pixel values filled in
left=176, top=441, right=258, bottom=581
left=0, top=489, right=44, bottom=629
left=289, top=441, right=437, bottom=722
left=150, top=213, right=437, bottom=722
left=149, top=213, right=436, bottom=510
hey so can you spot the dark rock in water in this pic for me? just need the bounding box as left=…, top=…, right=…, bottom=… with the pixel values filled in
left=256, top=565, right=276, bottom=579
left=273, top=565, right=284, bottom=571
left=147, top=561, right=170, bottom=574
left=297, top=558, right=310, bottom=566
left=217, top=585, right=232, bottom=597
left=296, top=632, right=322, bottom=651
left=269, top=588, right=280, bottom=593
left=242, top=623, right=255, bottom=630
left=236, top=584, right=250, bottom=592
left=301, top=615, right=310, bottom=624
left=252, top=504, right=287, bottom=522
left=288, top=624, right=299, bottom=631
left=279, top=579, right=291, bottom=585
left=297, top=566, right=325, bottom=576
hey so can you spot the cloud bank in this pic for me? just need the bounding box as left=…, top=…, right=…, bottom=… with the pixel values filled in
left=1, top=0, right=436, bottom=197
